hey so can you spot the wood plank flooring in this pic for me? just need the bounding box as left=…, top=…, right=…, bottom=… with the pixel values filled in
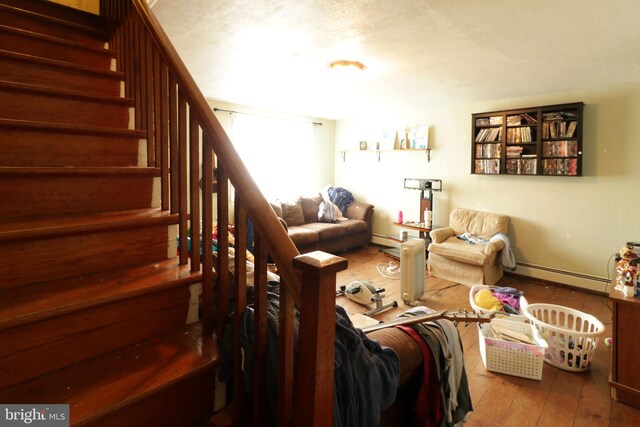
left=334, top=245, right=640, bottom=427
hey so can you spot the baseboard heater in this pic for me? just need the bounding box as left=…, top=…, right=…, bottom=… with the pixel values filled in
left=514, top=261, right=609, bottom=293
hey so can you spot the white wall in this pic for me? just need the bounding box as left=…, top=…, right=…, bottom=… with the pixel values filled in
left=335, top=81, right=640, bottom=292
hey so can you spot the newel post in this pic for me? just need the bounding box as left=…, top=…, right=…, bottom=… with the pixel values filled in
left=292, top=251, right=347, bottom=427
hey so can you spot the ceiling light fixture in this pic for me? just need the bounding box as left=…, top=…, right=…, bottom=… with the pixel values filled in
left=328, top=60, right=366, bottom=72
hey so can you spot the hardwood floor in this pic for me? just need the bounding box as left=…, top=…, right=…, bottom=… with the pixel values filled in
left=334, top=245, right=640, bottom=427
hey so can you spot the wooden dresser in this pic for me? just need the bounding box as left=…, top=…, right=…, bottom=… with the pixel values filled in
left=609, top=285, right=640, bottom=408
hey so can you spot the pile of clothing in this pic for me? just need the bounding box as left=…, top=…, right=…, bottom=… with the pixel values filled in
left=396, top=307, right=473, bottom=426
left=474, top=286, right=524, bottom=315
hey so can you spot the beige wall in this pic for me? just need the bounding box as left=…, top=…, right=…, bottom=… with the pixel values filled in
left=335, top=81, right=640, bottom=292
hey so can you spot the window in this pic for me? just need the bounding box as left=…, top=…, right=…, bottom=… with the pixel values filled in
left=231, top=114, right=314, bottom=200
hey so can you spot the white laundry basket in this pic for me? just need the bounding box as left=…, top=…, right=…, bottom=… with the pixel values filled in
left=523, top=303, right=605, bottom=372
left=469, top=285, right=528, bottom=322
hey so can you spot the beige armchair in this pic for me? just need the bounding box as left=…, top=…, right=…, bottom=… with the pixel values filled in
left=427, top=208, right=509, bottom=286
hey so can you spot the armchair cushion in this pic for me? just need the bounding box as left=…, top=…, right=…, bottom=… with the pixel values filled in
left=449, top=208, right=508, bottom=238
left=428, top=237, right=489, bottom=266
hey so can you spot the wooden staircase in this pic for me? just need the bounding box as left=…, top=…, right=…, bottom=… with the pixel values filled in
left=0, top=1, right=217, bottom=425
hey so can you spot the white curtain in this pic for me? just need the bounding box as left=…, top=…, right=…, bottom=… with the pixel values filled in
left=231, top=114, right=314, bottom=200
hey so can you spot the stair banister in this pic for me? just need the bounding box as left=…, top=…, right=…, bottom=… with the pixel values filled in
left=100, top=2, right=349, bottom=425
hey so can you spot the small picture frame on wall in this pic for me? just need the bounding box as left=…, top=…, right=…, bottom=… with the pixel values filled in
left=359, top=141, right=368, bottom=150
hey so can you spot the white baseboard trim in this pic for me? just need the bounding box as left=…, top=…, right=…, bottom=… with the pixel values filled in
left=371, top=234, right=399, bottom=248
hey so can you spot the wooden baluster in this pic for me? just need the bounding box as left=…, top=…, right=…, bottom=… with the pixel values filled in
left=216, top=166, right=229, bottom=340
left=232, top=200, right=248, bottom=426
left=177, top=89, right=188, bottom=265
left=153, top=48, right=162, bottom=172
left=132, top=14, right=142, bottom=130
left=125, top=13, right=133, bottom=100
left=252, top=232, right=269, bottom=425
left=189, top=110, right=200, bottom=271
left=278, top=281, right=295, bottom=427
left=145, top=31, right=154, bottom=164
left=127, top=12, right=136, bottom=111
left=158, top=58, right=169, bottom=210
left=139, top=17, right=148, bottom=133
left=293, top=252, right=348, bottom=427
left=168, top=73, right=178, bottom=214
left=201, top=135, right=214, bottom=334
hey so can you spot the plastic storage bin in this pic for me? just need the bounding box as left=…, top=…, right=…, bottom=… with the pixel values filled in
left=469, top=284, right=529, bottom=321
left=478, top=318, right=548, bottom=380
left=523, top=303, right=605, bottom=372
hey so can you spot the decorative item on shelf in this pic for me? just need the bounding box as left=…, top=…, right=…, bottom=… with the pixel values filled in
left=359, top=140, right=367, bottom=150
left=380, top=129, right=395, bottom=150
left=615, top=244, right=639, bottom=297
left=408, top=125, right=431, bottom=161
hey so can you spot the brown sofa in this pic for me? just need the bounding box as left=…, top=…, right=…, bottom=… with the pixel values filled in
left=270, top=195, right=374, bottom=254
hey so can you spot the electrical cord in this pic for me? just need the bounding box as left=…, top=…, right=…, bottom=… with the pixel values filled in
left=377, top=261, right=400, bottom=279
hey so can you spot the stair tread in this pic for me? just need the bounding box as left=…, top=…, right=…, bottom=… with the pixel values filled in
left=0, top=257, right=202, bottom=330
left=0, top=208, right=178, bottom=242
left=0, top=0, right=108, bottom=30
left=0, top=23, right=113, bottom=55
left=0, top=118, right=145, bottom=138
left=0, top=3, right=109, bottom=39
left=0, top=323, right=218, bottom=425
left=0, top=80, right=133, bottom=105
left=0, top=166, right=160, bottom=175
left=0, top=49, right=123, bottom=79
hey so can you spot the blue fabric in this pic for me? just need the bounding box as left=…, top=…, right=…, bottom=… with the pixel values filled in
left=328, top=187, right=355, bottom=215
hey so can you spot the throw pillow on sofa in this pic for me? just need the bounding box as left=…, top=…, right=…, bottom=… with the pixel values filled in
left=280, top=197, right=306, bottom=226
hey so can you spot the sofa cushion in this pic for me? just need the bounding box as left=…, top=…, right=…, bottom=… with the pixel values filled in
left=287, top=225, right=319, bottom=247
left=428, top=237, right=489, bottom=266
left=300, top=222, right=347, bottom=240
left=301, top=195, right=323, bottom=223
left=280, top=197, right=305, bottom=226
left=334, top=218, right=368, bottom=233
left=270, top=201, right=283, bottom=219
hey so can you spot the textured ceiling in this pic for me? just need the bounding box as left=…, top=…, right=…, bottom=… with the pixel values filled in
left=151, top=0, right=640, bottom=120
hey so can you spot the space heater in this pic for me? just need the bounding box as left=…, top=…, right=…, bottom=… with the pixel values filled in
left=400, top=238, right=426, bottom=305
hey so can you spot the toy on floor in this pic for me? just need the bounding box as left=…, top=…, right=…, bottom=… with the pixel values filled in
left=337, top=280, right=398, bottom=317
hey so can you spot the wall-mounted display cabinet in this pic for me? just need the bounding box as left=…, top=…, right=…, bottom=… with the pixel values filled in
left=472, top=102, right=583, bottom=176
